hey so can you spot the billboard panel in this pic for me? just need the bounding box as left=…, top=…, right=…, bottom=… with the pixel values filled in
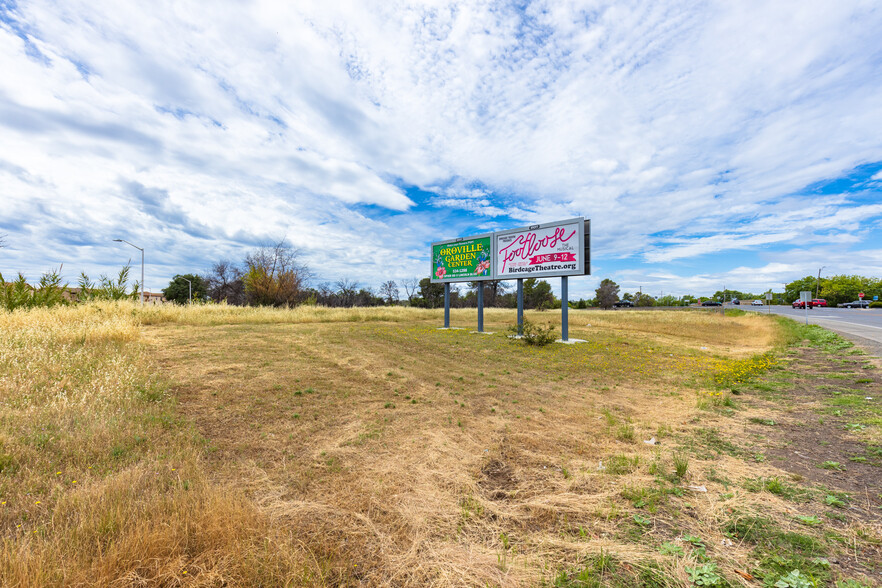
left=430, top=234, right=494, bottom=283
left=494, top=218, right=585, bottom=279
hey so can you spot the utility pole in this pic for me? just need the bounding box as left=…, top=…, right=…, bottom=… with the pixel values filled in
left=816, top=267, right=825, bottom=299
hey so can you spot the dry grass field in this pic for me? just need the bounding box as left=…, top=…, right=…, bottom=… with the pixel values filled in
left=1, top=303, right=880, bottom=587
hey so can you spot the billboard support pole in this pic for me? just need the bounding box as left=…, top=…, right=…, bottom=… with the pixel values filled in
left=517, top=279, right=524, bottom=336
left=561, top=276, right=569, bottom=341
left=477, top=284, right=484, bottom=332
left=444, top=283, right=450, bottom=328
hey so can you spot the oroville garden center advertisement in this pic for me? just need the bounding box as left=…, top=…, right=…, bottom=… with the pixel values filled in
left=495, top=219, right=585, bottom=279
left=431, top=235, right=493, bottom=283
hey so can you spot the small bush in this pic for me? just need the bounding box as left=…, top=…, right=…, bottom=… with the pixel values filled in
left=509, top=318, right=557, bottom=346
left=869, top=301, right=882, bottom=309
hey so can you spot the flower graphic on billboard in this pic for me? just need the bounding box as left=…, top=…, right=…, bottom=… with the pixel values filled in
left=434, top=253, right=446, bottom=279
left=474, top=250, right=490, bottom=276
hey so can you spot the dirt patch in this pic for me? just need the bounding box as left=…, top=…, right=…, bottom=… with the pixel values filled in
left=731, top=346, right=882, bottom=582
left=479, top=459, right=517, bottom=500
left=744, top=348, right=882, bottom=503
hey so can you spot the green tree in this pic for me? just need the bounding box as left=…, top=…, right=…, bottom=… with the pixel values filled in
left=784, top=276, right=819, bottom=303
left=523, top=278, right=555, bottom=309
left=656, top=294, right=681, bottom=307
left=242, top=240, right=310, bottom=307
left=163, top=274, right=207, bottom=304
left=417, top=277, right=445, bottom=308
left=594, top=279, right=620, bottom=309
left=817, top=274, right=881, bottom=306
left=634, top=293, right=656, bottom=307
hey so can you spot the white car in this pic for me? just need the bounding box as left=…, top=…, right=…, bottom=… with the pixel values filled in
left=751, top=300, right=764, bottom=306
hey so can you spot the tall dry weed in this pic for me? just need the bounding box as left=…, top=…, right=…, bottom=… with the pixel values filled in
left=0, top=303, right=318, bottom=586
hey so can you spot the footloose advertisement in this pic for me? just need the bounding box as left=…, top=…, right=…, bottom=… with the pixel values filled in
left=430, top=218, right=590, bottom=282
left=495, top=218, right=587, bottom=279
left=430, top=234, right=494, bottom=283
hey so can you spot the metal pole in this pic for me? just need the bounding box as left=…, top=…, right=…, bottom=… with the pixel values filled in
left=444, top=283, right=450, bottom=328
left=477, top=284, right=484, bottom=332
left=561, top=276, right=568, bottom=341
left=816, top=267, right=824, bottom=299
left=517, top=278, right=524, bottom=336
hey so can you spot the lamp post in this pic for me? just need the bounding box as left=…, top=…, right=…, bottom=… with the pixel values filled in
left=113, top=239, right=144, bottom=305
left=816, top=266, right=825, bottom=299
left=179, top=276, right=192, bottom=304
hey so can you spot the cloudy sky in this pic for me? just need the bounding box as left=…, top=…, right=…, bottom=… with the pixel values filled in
left=2, top=0, right=881, bottom=298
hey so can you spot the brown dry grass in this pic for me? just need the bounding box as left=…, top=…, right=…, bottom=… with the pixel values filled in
left=2, top=303, right=878, bottom=587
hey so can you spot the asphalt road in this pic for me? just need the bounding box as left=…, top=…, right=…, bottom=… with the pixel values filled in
left=742, top=304, right=882, bottom=357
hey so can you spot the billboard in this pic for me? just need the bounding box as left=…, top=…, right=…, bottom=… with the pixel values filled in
left=430, top=233, right=494, bottom=283
left=494, top=218, right=586, bottom=279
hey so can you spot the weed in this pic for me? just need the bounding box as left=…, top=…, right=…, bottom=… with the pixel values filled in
left=602, top=408, right=617, bottom=426
left=724, top=515, right=775, bottom=543
left=749, top=417, right=777, bottom=426
left=605, top=454, right=639, bottom=475
left=673, top=453, right=689, bottom=479
left=773, top=569, right=814, bottom=588
left=692, top=427, right=743, bottom=458
left=0, top=452, right=17, bottom=474
left=819, top=461, right=843, bottom=471
left=658, top=542, right=683, bottom=555
left=743, top=477, right=811, bottom=502
left=795, top=515, right=822, bottom=527
left=616, top=423, right=636, bottom=443
left=621, top=485, right=670, bottom=513
left=824, top=495, right=846, bottom=508
left=685, top=562, right=724, bottom=586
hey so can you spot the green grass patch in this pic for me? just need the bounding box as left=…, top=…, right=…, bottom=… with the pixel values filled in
left=742, top=477, right=813, bottom=502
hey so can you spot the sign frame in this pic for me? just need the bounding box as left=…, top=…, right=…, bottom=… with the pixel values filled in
left=430, top=232, right=495, bottom=284
left=493, top=217, right=586, bottom=280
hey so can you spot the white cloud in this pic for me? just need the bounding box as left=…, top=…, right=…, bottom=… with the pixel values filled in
left=1, top=1, right=881, bottom=291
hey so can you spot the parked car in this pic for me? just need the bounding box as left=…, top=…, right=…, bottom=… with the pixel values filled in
left=730, top=298, right=740, bottom=305
left=838, top=300, right=869, bottom=308
left=701, top=300, right=722, bottom=306
left=812, top=299, right=827, bottom=307
left=792, top=300, right=813, bottom=309
left=751, top=300, right=764, bottom=306
left=612, top=300, right=634, bottom=308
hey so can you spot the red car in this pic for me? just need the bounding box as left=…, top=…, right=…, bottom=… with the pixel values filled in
left=792, top=300, right=813, bottom=309
left=812, top=299, right=827, bottom=307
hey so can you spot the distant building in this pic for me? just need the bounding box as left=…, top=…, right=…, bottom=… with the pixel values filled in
left=61, top=287, right=167, bottom=305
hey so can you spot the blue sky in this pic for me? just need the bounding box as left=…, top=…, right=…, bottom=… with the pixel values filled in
left=1, top=0, right=881, bottom=299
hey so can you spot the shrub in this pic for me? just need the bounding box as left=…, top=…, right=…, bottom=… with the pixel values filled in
left=509, top=318, right=557, bottom=346
left=0, top=269, right=67, bottom=311
left=870, top=301, right=882, bottom=309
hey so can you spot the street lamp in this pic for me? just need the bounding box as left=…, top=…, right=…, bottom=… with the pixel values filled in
left=178, top=275, right=192, bottom=304
left=113, top=239, right=144, bottom=305
left=816, top=266, right=825, bottom=299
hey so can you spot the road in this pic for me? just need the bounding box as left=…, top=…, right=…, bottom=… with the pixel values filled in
left=742, top=304, right=882, bottom=357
